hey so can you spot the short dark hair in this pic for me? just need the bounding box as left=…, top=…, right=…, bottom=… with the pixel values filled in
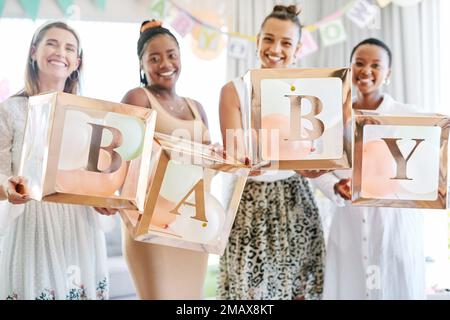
left=260, top=5, right=302, bottom=40
left=350, top=38, right=392, bottom=67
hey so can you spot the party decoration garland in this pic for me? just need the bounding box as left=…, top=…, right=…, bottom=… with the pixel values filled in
left=0, top=0, right=426, bottom=59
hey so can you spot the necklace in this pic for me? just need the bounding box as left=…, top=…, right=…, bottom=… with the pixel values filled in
left=167, top=102, right=186, bottom=113
left=150, top=88, right=187, bottom=113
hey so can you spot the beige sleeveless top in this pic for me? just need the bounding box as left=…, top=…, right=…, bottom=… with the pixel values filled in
left=141, top=88, right=209, bottom=144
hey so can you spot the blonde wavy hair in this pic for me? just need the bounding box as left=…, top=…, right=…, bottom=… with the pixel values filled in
left=22, top=21, right=83, bottom=97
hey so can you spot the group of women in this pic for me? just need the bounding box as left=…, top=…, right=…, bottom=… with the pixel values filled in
left=0, top=4, right=425, bottom=300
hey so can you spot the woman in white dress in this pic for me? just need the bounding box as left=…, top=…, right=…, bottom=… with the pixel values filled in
left=0, top=21, right=109, bottom=300
left=313, top=38, right=425, bottom=300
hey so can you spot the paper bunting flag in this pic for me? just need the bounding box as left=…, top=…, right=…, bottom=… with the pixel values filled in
left=19, top=0, right=40, bottom=20
left=346, top=0, right=379, bottom=28
left=227, top=37, right=249, bottom=60
left=377, top=0, right=393, bottom=7
left=57, top=0, right=74, bottom=15
left=197, top=27, right=220, bottom=50
left=319, top=19, right=347, bottom=47
left=191, top=26, right=225, bottom=60
left=0, top=79, right=10, bottom=103
left=171, top=11, right=195, bottom=37
left=0, top=0, right=5, bottom=17
left=299, top=29, right=319, bottom=58
left=149, top=0, right=167, bottom=20
left=94, top=0, right=106, bottom=11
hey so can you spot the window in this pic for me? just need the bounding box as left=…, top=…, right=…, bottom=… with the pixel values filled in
left=0, top=18, right=226, bottom=143
left=0, top=17, right=227, bottom=299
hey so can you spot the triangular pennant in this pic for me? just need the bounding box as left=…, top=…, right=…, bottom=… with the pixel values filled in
left=94, top=0, right=106, bottom=11
left=19, top=0, right=40, bottom=20
left=57, top=0, right=74, bottom=15
left=377, top=0, right=393, bottom=7
left=149, top=0, right=167, bottom=20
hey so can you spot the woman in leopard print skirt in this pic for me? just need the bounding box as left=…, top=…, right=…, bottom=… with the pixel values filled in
left=217, top=5, right=325, bottom=300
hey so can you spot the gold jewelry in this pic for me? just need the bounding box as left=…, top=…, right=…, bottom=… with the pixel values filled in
left=167, top=103, right=186, bottom=112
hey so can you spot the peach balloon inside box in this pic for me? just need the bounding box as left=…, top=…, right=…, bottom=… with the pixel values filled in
left=243, top=67, right=353, bottom=170
left=18, top=92, right=156, bottom=211
left=352, top=111, right=450, bottom=209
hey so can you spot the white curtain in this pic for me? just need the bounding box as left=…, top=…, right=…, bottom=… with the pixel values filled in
left=227, top=0, right=441, bottom=112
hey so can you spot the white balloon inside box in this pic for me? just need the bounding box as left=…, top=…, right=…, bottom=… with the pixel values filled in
left=18, top=92, right=156, bottom=210
left=58, top=109, right=97, bottom=171
left=121, top=133, right=250, bottom=254
left=151, top=162, right=230, bottom=244
left=168, top=193, right=226, bottom=245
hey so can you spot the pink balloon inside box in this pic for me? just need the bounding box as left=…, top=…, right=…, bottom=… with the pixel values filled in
left=352, top=111, right=450, bottom=209
left=18, top=91, right=157, bottom=211
left=120, top=133, right=250, bottom=255
left=242, top=67, right=353, bottom=170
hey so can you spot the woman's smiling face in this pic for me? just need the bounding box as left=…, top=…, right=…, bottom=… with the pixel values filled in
left=351, top=44, right=391, bottom=96
left=141, top=34, right=181, bottom=89
left=257, top=18, right=301, bottom=69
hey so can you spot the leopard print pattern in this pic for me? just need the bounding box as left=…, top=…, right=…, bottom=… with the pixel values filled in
left=218, top=175, right=325, bottom=300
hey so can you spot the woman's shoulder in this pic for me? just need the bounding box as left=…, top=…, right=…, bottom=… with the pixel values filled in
left=220, top=80, right=240, bottom=102
left=183, top=97, right=208, bottom=126
left=221, top=80, right=235, bottom=92
left=383, top=94, right=419, bottom=113
left=0, top=96, right=27, bottom=114
left=222, top=77, right=245, bottom=92
left=121, top=87, right=150, bottom=108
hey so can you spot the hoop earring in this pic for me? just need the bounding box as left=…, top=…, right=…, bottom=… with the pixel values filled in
left=30, top=60, right=38, bottom=73
left=69, top=69, right=80, bottom=81
left=140, top=69, right=148, bottom=86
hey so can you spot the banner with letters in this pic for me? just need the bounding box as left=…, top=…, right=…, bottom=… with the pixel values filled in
left=19, top=92, right=156, bottom=211
left=120, top=133, right=249, bottom=255
left=241, top=68, right=352, bottom=170
left=352, top=111, right=450, bottom=209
